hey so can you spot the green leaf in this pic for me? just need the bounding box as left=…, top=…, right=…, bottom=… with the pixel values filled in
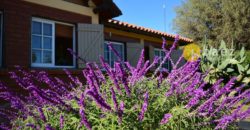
left=237, top=64, right=244, bottom=73
left=240, top=56, right=246, bottom=63
left=247, top=69, right=250, bottom=75
left=70, top=117, right=79, bottom=124
left=228, top=59, right=239, bottom=64
left=219, top=40, right=226, bottom=49
left=227, top=68, right=234, bottom=73
left=245, top=64, right=249, bottom=70
left=240, top=47, right=245, bottom=58
left=218, top=60, right=229, bottom=70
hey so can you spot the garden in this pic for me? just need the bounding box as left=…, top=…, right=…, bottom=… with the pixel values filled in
left=0, top=35, right=250, bottom=130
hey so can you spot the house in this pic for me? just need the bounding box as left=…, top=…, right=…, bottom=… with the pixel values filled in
left=0, top=0, right=192, bottom=88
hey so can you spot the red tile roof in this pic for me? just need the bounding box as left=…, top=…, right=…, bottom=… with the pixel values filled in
left=106, top=19, right=193, bottom=43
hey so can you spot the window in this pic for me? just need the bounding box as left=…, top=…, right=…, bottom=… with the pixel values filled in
left=31, top=18, right=75, bottom=68
left=0, top=12, right=3, bottom=67
left=104, top=41, right=124, bottom=67
left=154, top=49, right=171, bottom=71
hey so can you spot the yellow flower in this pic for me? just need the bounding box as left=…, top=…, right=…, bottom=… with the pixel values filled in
left=183, top=43, right=201, bottom=62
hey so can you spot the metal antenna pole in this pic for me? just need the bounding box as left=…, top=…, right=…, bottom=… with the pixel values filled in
left=163, top=1, right=166, bottom=33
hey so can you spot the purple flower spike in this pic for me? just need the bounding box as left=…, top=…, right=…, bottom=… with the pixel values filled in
left=160, top=113, right=172, bottom=125
left=118, top=101, right=125, bottom=124
left=26, top=123, right=36, bottom=129
left=161, top=37, right=166, bottom=50
left=136, top=49, right=145, bottom=70
left=108, top=42, right=122, bottom=62
left=80, top=107, right=92, bottom=130
left=38, top=107, right=47, bottom=122
left=85, top=89, right=111, bottom=111
left=45, top=124, right=55, bottom=130
left=110, top=87, right=118, bottom=111
left=60, top=114, right=64, bottom=129
left=79, top=93, right=92, bottom=130
left=138, top=92, right=149, bottom=121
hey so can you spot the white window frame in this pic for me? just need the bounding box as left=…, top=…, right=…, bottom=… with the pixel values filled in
left=31, top=17, right=76, bottom=68
left=154, top=48, right=171, bottom=70
left=104, top=41, right=125, bottom=66
left=0, top=11, right=3, bottom=67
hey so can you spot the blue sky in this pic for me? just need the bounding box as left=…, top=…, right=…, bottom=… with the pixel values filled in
left=113, top=0, right=183, bottom=34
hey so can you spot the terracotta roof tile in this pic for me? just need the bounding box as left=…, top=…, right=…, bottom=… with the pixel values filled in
left=106, top=19, right=193, bottom=43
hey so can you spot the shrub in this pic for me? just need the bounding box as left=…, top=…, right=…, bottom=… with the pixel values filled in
left=201, top=40, right=250, bottom=85
left=0, top=36, right=249, bottom=130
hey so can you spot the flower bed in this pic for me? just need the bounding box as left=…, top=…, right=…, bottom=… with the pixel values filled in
left=0, top=36, right=249, bottom=130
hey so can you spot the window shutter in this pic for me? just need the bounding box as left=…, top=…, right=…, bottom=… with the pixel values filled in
left=171, top=50, right=186, bottom=68
left=149, top=45, right=155, bottom=63
left=77, top=24, right=104, bottom=68
left=126, top=42, right=144, bottom=67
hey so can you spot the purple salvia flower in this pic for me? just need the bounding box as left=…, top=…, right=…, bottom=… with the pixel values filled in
left=117, top=63, right=131, bottom=96
left=136, top=49, right=145, bottom=70
left=165, top=82, right=178, bottom=97
left=79, top=107, right=92, bottom=130
left=100, top=56, right=122, bottom=94
left=26, top=123, right=36, bottom=129
left=157, top=72, right=163, bottom=88
left=108, top=42, right=122, bottom=62
left=85, top=89, right=111, bottom=111
left=138, top=91, right=149, bottom=121
left=64, top=69, right=79, bottom=87
left=118, top=101, right=125, bottom=124
left=110, top=87, right=118, bottom=111
left=38, top=107, right=46, bottom=122
left=160, top=113, right=172, bottom=125
left=45, top=124, right=55, bottom=130
left=67, top=48, right=86, bottom=63
left=0, top=125, right=11, bottom=130
left=79, top=93, right=92, bottom=130
left=197, top=77, right=236, bottom=114
left=173, top=55, right=184, bottom=69
left=86, top=63, right=100, bottom=86
left=145, top=57, right=160, bottom=73
left=125, top=61, right=135, bottom=72
left=161, top=37, right=166, bottom=50
left=60, top=114, right=64, bottom=129
left=83, top=70, right=100, bottom=94
left=154, top=35, right=179, bottom=76
left=93, top=63, right=106, bottom=83
left=138, top=60, right=150, bottom=76
left=186, top=97, right=199, bottom=108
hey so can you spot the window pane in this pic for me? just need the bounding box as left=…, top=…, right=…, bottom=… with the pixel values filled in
left=104, top=43, right=109, bottom=52
left=44, top=37, right=52, bottom=49
left=43, top=51, right=52, bottom=63
left=32, top=21, right=42, bottom=34
left=104, top=51, right=109, bottom=62
left=32, top=50, right=42, bottom=63
left=104, top=42, right=124, bottom=67
left=161, top=51, right=165, bottom=57
left=154, top=50, right=160, bottom=57
left=43, top=23, right=52, bottom=36
left=32, top=35, right=42, bottom=49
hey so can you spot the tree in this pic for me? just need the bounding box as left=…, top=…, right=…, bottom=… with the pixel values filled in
left=173, top=0, right=250, bottom=49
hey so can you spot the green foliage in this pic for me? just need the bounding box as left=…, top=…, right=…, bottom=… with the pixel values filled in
left=11, top=78, right=228, bottom=130
left=174, top=0, right=250, bottom=49
left=237, top=50, right=250, bottom=67
left=201, top=40, right=250, bottom=85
